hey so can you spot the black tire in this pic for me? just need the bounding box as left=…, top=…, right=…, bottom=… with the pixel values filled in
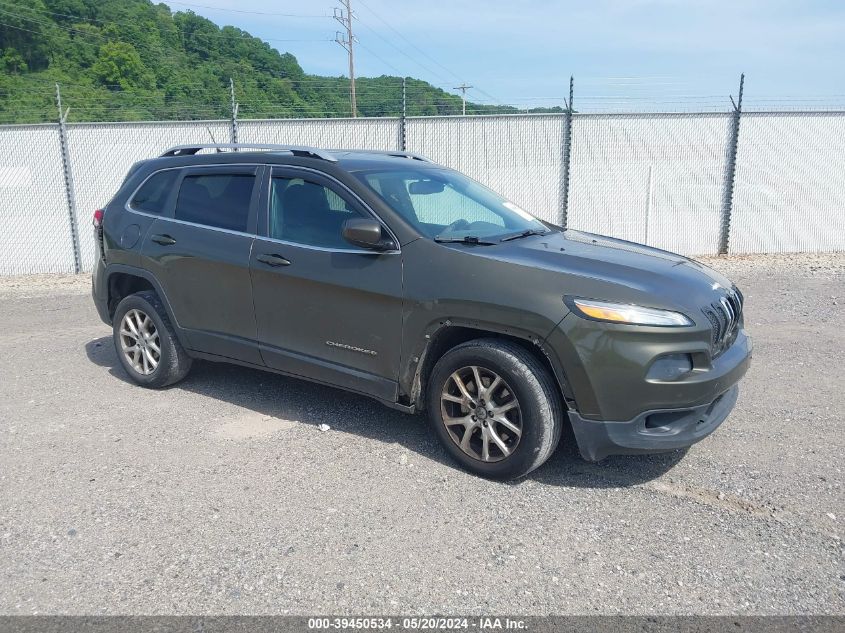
left=426, top=338, right=564, bottom=480
left=112, top=290, right=192, bottom=388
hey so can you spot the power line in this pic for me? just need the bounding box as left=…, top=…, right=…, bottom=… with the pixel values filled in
left=0, top=1, right=473, bottom=105
left=0, top=18, right=41, bottom=36
left=162, top=0, right=499, bottom=64
left=0, top=78, right=463, bottom=97
left=345, top=2, right=506, bottom=110
left=352, top=17, right=451, bottom=87
left=354, top=0, right=464, bottom=84
left=0, top=0, right=475, bottom=109
left=5, top=0, right=504, bottom=112
left=467, top=85, right=506, bottom=108
left=355, top=40, right=404, bottom=76
left=164, top=1, right=329, bottom=18
left=0, top=7, right=113, bottom=40
left=0, top=90, right=466, bottom=107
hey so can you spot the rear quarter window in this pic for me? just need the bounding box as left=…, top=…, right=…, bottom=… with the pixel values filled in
left=129, top=170, right=179, bottom=214
left=174, top=173, right=254, bottom=232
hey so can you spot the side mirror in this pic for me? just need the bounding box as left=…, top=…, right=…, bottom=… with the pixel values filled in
left=342, top=217, right=396, bottom=251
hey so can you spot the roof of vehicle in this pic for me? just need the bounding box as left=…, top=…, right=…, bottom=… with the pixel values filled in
left=329, top=150, right=440, bottom=171
left=153, top=144, right=441, bottom=172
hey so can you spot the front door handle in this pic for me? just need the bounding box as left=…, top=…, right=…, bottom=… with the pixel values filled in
left=151, top=234, right=176, bottom=246
left=256, top=253, right=291, bottom=267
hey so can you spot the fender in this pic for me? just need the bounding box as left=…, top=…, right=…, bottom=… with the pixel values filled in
left=403, top=315, right=578, bottom=412
left=103, top=263, right=189, bottom=347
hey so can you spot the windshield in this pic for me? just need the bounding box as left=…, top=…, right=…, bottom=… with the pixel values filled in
left=355, top=167, right=549, bottom=241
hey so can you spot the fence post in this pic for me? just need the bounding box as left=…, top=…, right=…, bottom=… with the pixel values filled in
left=559, top=75, right=574, bottom=228
left=400, top=77, right=407, bottom=151
left=55, top=83, right=81, bottom=274
left=718, top=73, right=744, bottom=255
left=229, top=77, right=239, bottom=145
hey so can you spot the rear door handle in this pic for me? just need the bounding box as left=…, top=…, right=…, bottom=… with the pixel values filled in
left=151, top=234, right=176, bottom=246
left=256, top=253, right=291, bottom=267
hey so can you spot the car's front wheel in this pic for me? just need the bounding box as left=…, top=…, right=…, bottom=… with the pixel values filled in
left=112, top=291, right=192, bottom=388
left=427, top=338, right=564, bottom=480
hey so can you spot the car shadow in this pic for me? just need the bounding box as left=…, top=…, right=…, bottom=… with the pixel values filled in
left=85, top=336, right=684, bottom=488
left=528, top=423, right=688, bottom=488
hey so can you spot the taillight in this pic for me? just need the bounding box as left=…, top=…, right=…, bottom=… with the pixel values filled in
left=93, top=209, right=104, bottom=228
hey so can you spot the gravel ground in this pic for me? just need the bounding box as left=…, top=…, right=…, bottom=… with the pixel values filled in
left=0, top=253, right=843, bottom=615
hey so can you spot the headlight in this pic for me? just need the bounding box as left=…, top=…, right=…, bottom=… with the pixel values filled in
left=566, top=297, right=693, bottom=327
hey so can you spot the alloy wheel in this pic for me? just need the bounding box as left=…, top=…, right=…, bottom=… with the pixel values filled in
left=440, top=365, right=523, bottom=462
left=119, top=309, right=161, bottom=375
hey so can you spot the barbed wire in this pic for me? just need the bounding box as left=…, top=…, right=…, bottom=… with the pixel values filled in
left=4, top=65, right=845, bottom=125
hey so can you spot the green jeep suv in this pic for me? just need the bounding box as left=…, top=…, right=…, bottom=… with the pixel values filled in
left=91, top=143, right=752, bottom=479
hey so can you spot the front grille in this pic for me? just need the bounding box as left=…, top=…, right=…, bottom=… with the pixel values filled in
left=702, top=288, right=743, bottom=357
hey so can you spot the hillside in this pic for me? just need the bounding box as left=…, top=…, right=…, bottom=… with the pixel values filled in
left=0, top=0, right=547, bottom=124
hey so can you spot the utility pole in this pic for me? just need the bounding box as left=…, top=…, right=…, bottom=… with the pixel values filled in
left=454, top=83, right=473, bottom=116
left=334, top=1, right=357, bottom=117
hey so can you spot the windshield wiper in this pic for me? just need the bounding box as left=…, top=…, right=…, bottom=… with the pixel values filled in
left=433, top=235, right=497, bottom=245
left=499, top=228, right=548, bottom=242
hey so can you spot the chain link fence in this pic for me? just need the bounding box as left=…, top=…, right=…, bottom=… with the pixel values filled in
left=567, top=113, right=733, bottom=255
left=0, top=124, right=76, bottom=274
left=65, top=120, right=233, bottom=271
left=238, top=117, right=402, bottom=152
left=731, top=112, right=845, bottom=253
left=0, top=110, right=843, bottom=275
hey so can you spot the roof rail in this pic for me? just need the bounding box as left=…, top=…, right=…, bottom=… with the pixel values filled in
left=160, top=143, right=338, bottom=162
left=383, top=151, right=433, bottom=162
left=330, top=149, right=433, bottom=163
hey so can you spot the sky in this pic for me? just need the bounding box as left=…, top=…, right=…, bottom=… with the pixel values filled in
left=166, top=0, right=845, bottom=111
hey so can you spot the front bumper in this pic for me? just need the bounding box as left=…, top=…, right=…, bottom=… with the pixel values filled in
left=546, top=312, right=752, bottom=461
left=548, top=309, right=752, bottom=418
left=569, top=385, right=739, bottom=461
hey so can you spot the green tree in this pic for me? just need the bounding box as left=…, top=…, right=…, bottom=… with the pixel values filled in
left=91, top=41, right=154, bottom=90
left=0, top=0, right=524, bottom=124
left=1, top=49, right=28, bottom=74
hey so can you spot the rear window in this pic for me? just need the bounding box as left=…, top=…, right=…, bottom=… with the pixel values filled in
left=129, top=170, right=178, bottom=214
left=174, top=174, right=255, bottom=232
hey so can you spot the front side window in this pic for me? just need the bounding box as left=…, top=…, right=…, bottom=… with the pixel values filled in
left=356, top=167, right=548, bottom=241
left=269, top=177, right=363, bottom=248
left=174, top=173, right=254, bottom=232
left=129, top=170, right=178, bottom=214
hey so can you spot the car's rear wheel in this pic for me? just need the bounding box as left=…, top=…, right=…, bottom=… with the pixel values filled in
left=112, top=291, right=192, bottom=388
left=427, top=338, right=563, bottom=480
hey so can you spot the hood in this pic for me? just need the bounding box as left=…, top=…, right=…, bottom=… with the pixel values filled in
left=474, top=229, right=736, bottom=311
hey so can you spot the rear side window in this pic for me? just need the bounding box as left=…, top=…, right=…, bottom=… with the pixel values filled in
left=129, top=170, right=178, bottom=214
left=174, top=174, right=255, bottom=232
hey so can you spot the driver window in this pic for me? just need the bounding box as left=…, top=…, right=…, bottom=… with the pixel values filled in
left=269, top=177, right=363, bottom=248
left=407, top=181, right=505, bottom=228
